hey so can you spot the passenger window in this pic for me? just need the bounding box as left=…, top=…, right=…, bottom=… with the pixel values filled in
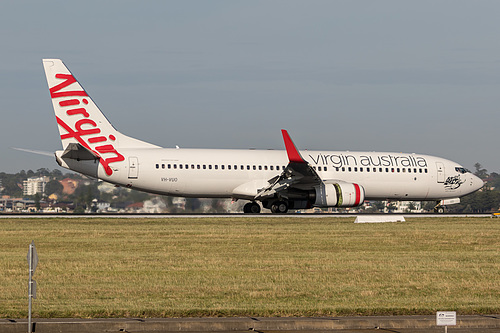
left=209, top=165, right=212, bottom=170
left=197, top=165, right=200, bottom=169
left=156, top=164, right=159, bottom=169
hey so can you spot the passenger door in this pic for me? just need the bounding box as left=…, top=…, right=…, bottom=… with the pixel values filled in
left=128, top=157, right=139, bottom=179
left=436, top=162, right=445, bottom=183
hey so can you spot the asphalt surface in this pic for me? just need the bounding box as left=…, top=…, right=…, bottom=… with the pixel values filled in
left=0, top=213, right=494, bottom=218
left=2, top=315, right=500, bottom=332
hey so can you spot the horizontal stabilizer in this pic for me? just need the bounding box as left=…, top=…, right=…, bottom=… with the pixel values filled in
left=61, top=143, right=100, bottom=160
left=12, top=147, right=53, bottom=157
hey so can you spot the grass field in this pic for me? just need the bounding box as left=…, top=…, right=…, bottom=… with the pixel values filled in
left=0, top=217, right=499, bottom=318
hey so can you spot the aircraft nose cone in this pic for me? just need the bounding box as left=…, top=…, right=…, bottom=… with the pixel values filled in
left=471, top=174, right=484, bottom=192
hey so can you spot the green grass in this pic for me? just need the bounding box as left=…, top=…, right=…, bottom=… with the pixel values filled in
left=0, top=217, right=499, bottom=318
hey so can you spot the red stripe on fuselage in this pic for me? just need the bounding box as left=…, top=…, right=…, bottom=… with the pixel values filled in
left=354, top=183, right=361, bottom=206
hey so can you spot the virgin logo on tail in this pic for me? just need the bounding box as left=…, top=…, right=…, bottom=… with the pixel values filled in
left=51, top=73, right=124, bottom=176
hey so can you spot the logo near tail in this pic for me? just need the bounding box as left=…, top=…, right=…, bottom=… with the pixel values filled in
left=50, top=73, right=124, bottom=176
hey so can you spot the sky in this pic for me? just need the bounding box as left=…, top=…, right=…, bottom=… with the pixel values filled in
left=1, top=1, right=500, bottom=174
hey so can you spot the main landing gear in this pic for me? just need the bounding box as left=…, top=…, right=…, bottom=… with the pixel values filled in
left=271, top=201, right=288, bottom=214
left=243, top=202, right=261, bottom=214
left=242, top=201, right=289, bottom=214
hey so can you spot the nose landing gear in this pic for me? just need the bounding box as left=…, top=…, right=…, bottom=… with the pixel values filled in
left=434, top=200, right=446, bottom=213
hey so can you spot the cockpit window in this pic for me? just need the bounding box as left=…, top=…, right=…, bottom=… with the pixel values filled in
left=455, top=167, right=469, bottom=174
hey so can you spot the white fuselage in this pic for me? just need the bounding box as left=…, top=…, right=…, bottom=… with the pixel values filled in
left=56, top=147, right=483, bottom=202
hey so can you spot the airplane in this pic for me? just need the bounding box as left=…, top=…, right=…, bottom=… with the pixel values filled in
left=42, top=59, right=483, bottom=213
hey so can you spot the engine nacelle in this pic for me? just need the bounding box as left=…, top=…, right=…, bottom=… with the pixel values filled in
left=314, top=182, right=365, bottom=207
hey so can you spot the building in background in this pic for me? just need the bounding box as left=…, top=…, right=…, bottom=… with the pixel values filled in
left=23, top=176, right=49, bottom=196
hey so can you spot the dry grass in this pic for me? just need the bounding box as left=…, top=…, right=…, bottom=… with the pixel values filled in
left=0, top=217, right=498, bottom=318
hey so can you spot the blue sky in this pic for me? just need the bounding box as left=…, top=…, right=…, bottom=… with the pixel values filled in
left=1, top=1, right=500, bottom=174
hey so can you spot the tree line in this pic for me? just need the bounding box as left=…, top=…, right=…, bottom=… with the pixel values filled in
left=1, top=163, right=499, bottom=213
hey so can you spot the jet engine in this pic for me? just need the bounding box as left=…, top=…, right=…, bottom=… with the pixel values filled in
left=314, top=182, right=365, bottom=207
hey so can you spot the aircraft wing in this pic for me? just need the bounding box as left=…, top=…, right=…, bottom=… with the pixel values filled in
left=255, top=130, right=322, bottom=199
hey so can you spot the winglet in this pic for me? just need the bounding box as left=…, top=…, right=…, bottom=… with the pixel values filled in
left=281, top=129, right=307, bottom=163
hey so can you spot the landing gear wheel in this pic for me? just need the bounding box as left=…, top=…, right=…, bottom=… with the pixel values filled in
left=271, top=201, right=288, bottom=214
left=435, top=206, right=445, bottom=214
left=243, top=202, right=261, bottom=214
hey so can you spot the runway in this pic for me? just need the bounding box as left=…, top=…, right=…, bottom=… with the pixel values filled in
left=2, top=315, right=500, bottom=332
left=0, top=213, right=494, bottom=218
